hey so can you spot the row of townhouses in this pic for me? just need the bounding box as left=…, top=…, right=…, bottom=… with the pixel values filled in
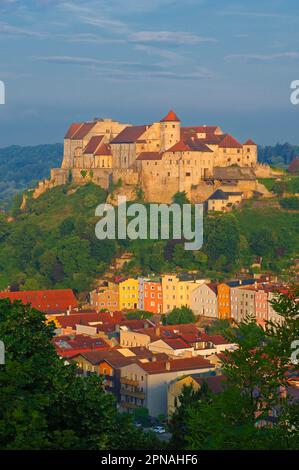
left=90, top=275, right=286, bottom=326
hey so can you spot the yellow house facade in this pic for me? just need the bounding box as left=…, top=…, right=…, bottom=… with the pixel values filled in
left=162, top=275, right=206, bottom=313
left=119, top=278, right=139, bottom=310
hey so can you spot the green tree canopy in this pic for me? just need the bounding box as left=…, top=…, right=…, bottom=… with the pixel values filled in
left=0, top=299, right=160, bottom=450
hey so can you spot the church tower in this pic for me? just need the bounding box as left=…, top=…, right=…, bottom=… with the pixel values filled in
left=160, top=110, right=181, bottom=151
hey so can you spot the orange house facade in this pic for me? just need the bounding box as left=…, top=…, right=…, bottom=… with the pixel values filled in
left=138, top=278, right=163, bottom=314
left=217, top=283, right=231, bottom=320
left=90, top=281, right=119, bottom=311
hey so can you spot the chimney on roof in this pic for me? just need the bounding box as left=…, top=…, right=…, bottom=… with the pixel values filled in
left=67, top=306, right=71, bottom=316
left=165, top=360, right=171, bottom=371
left=155, top=326, right=160, bottom=337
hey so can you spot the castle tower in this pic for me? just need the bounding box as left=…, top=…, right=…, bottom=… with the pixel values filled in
left=243, top=139, right=257, bottom=167
left=160, top=110, right=181, bottom=151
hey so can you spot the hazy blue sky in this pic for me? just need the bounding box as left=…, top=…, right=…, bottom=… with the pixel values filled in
left=0, top=0, right=299, bottom=146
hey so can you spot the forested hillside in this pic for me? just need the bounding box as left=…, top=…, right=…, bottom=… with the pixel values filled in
left=0, top=144, right=63, bottom=209
left=258, top=143, right=299, bottom=168
left=0, top=183, right=298, bottom=294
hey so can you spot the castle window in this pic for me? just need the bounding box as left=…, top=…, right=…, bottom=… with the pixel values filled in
left=172, top=124, right=175, bottom=128
left=186, top=172, right=191, bottom=177
left=247, top=148, right=250, bottom=152
left=237, top=149, right=240, bottom=153
left=155, top=162, right=157, bottom=165
left=168, top=172, right=170, bottom=176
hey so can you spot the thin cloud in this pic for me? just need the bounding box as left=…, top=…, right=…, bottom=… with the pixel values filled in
left=0, top=21, right=46, bottom=37
left=62, top=32, right=126, bottom=45
left=129, top=31, right=216, bottom=45
left=134, top=44, right=183, bottom=62
left=225, top=52, right=299, bottom=62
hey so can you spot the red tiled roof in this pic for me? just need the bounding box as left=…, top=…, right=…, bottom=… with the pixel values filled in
left=71, top=122, right=96, bottom=140
left=94, top=143, right=111, bottom=156
left=136, top=152, right=162, bottom=161
left=76, top=347, right=165, bottom=367
left=244, top=139, right=256, bottom=145
left=56, top=312, right=109, bottom=330
left=111, top=125, right=147, bottom=144
left=138, top=356, right=213, bottom=374
left=53, top=334, right=109, bottom=358
left=202, top=333, right=231, bottom=346
left=136, top=323, right=201, bottom=344
left=65, top=123, right=82, bottom=139
left=162, top=337, right=191, bottom=349
left=0, top=289, right=78, bottom=314
left=83, top=135, right=104, bottom=154
left=201, top=134, right=224, bottom=145
left=219, top=134, right=243, bottom=149
left=167, top=138, right=213, bottom=153
left=97, top=311, right=125, bottom=324
left=160, top=110, right=180, bottom=122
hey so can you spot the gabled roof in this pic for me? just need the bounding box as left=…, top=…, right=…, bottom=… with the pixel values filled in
left=244, top=139, right=256, bottom=145
left=153, top=337, right=191, bottom=350
left=53, top=334, right=109, bottom=358
left=167, top=138, right=213, bottom=153
left=83, top=135, right=105, bottom=154
left=111, top=125, right=147, bottom=144
left=94, top=143, right=111, bottom=156
left=136, top=152, right=162, bottom=161
left=0, top=289, right=78, bottom=314
left=137, top=356, right=213, bottom=374
left=65, top=123, right=82, bottom=139
left=208, top=189, right=243, bottom=201
left=160, top=110, right=180, bottom=122
left=71, top=122, right=96, bottom=140
left=219, top=134, right=243, bottom=149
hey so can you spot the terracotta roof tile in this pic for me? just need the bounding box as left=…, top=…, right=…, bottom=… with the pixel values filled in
left=0, top=289, right=78, bottom=314
left=111, top=125, right=147, bottom=144
left=138, top=356, right=213, bottom=374
left=83, top=135, right=104, bottom=154
left=167, top=138, right=213, bottom=153
left=94, top=143, right=111, bottom=156
left=65, top=123, right=82, bottom=139
left=160, top=110, right=180, bottom=122
left=53, top=334, right=109, bottom=358
left=219, top=134, right=243, bottom=149
left=71, top=122, right=96, bottom=140
left=244, top=139, right=256, bottom=145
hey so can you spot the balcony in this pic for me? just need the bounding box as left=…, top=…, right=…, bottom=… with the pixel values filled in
left=120, top=388, right=146, bottom=399
left=120, top=377, right=139, bottom=386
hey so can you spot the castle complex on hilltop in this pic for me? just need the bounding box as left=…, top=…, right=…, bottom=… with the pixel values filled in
left=37, top=110, right=261, bottom=205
